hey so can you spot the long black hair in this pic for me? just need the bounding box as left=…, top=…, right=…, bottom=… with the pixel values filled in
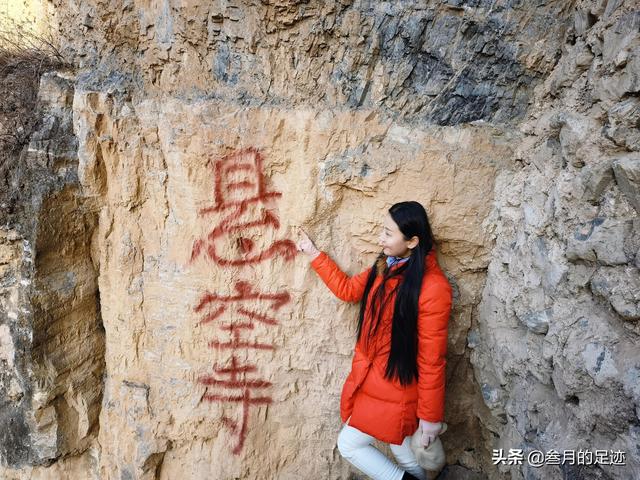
left=356, top=201, right=435, bottom=386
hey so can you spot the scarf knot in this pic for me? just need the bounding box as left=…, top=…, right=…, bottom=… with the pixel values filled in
left=385, top=255, right=410, bottom=268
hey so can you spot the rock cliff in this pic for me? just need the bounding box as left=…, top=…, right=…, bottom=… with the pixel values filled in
left=0, top=1, right=638, bottom=479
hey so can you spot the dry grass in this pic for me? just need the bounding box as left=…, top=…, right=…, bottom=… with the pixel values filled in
left=0, top=14, right=70, bottom=162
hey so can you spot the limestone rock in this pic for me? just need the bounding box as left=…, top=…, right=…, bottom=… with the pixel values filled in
left=2, top=0, right=640, bottom=479
left=0, top=72, right=104, bottom=469
left=590, top=266, right=640, bottom=321
left=566, top=218, right=634, bottom=265
left=612, top=154, right=640, bottom=213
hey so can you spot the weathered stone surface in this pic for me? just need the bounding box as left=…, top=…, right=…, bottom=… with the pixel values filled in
left=48, top=0, right=573, bottom=127
left=604, top=98, right=640, bottom=151
left=66, top=89, right=513, bottom=479
left=473, top=1, right=640, bottom=479
left=579, top=159, right=615, bottom=205
left=565, top=218, right=634, bottom=265
left=612, top=154, right=640, bottom=213
left=1, top=0, right=640, bottom=479
left=590, top=266, right=640, bottom=321
left=0, top=71, right=104, bottom=470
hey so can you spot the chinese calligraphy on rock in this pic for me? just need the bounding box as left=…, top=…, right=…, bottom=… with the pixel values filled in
left=190, top=147, right=297, bottom=266
left=190, top=148, right=294, bottom=455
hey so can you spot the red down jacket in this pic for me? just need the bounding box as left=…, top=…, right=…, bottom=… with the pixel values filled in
left=310, top=248, right=453, bottom=445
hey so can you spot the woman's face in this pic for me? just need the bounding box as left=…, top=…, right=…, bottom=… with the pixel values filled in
left=378, top=213, right=416, bottom=257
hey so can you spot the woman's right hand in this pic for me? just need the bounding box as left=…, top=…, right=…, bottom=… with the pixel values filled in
left=296, top=227, right=321, bottom=260
left=418, top=419, right=443, bottom=448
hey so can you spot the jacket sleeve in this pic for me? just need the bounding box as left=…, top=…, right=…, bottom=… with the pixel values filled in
left=310, top=251, right=371, bottom=303
left=416, top=278, right=453, bottom=422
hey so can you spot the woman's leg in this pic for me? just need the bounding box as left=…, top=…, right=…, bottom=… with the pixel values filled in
left=388, top=436, right=427, bottom=480
left=336, top=421, right=406, bottom=480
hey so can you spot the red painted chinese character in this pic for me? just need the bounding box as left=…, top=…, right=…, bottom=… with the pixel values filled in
left=195, top=281, right=291, bottom=454
left=195, top=280, right=289, bottom=351
left=198, top=355, right=273, bottom=454
left=190, top=147, right=297, bottom=266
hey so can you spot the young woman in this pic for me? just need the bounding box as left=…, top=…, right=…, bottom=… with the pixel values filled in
left=296, top=201, right=453, bottom=480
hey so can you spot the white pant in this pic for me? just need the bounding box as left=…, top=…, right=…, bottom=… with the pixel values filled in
left=337, top=418, right=427, bottom=480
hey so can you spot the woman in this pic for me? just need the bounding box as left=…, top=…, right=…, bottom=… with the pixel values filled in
left=296, top=201, right=453, bottom=480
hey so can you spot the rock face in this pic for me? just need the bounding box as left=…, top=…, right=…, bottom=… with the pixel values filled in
left=470, top=3, right=640, bottom=478
left=0, top=0, right=639, bottom=479
left=0, top=71, right=104, bottom=470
